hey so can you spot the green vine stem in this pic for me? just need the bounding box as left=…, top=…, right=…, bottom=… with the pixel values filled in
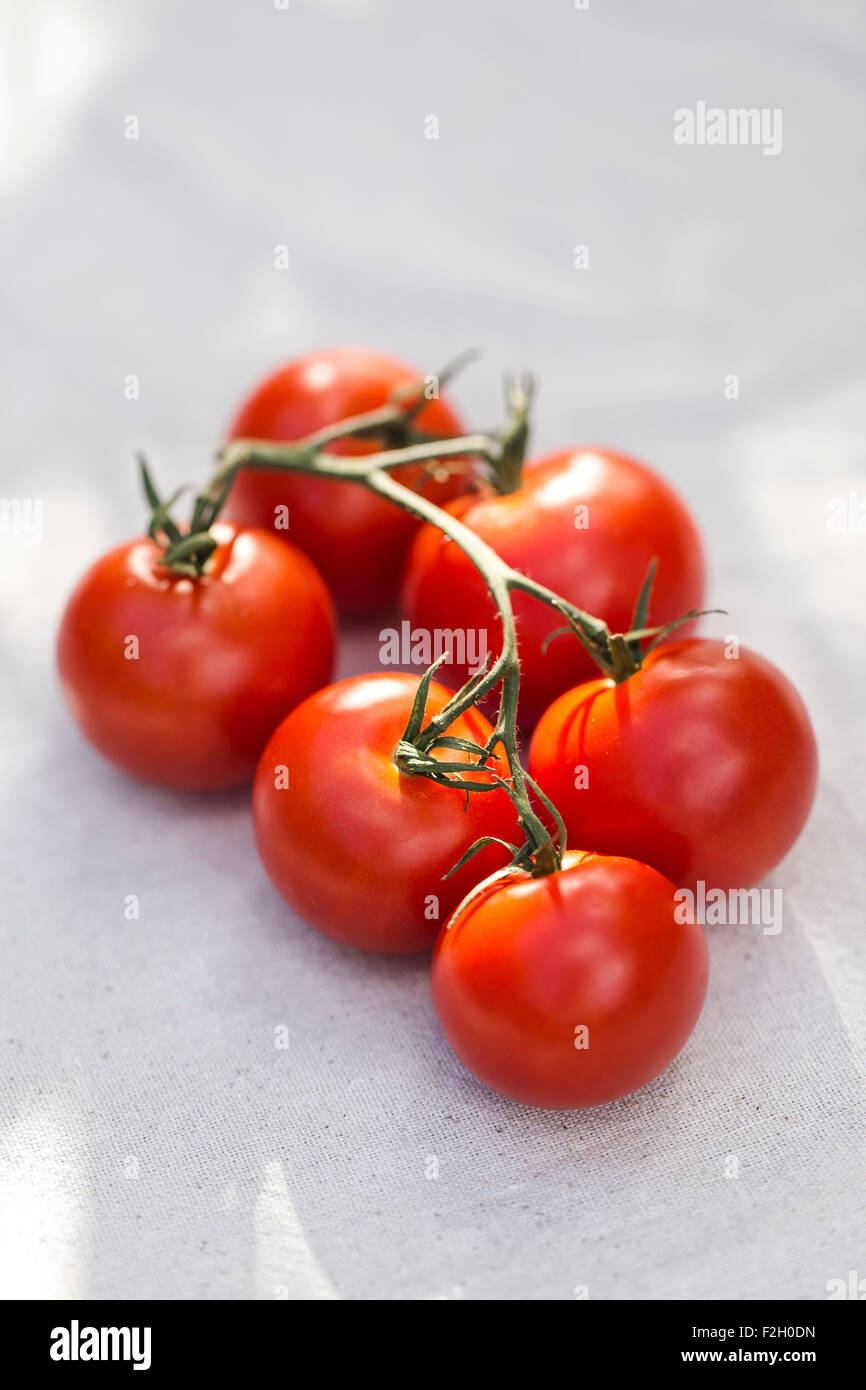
left=209, top=377, right=710, bottom=877
left=148, top=369, right=716, bottom=876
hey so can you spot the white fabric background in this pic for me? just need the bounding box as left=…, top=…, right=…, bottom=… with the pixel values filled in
left=1, top=0, right=864, bottom=1301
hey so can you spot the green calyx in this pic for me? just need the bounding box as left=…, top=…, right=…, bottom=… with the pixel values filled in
left=541, top=557, right=725, bottom=684
left=138, top=453, right=222, bottom=578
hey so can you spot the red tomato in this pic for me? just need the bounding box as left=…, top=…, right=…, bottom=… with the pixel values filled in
left=252, top=674, right=517, bottom=953
left=431, top=850, right=708, bottom=1108
left=528, top=639, right=818, bottom=892
left=401, top=447, right=705, bottom=727
left=225, top=346, right=467, bottom=616
left=57, top=523, right=335, bottom=790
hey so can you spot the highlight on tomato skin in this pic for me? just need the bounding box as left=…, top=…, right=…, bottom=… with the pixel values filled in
left=431, top=850, right=709, bottom=1110
left=401, top=445, right=706, bottom=728
left=56, top=523, right=336, bottom=791
left=224, top=346, right=468, bottom=618
left=527, top=638, right=819, bottom=895
left=251, top=673, right=518, bottom=955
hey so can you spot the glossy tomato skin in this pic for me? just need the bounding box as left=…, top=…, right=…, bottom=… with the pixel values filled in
left=528, top=639, right=818, bottom=893
left=57, top=523, right=335, bottom=790
left=225, top=347, right=466, bottom=616
left=252, top=674, right=516, bottom=954
left=401, top=447, right=705, bottom=727
left=432, top=850, right=708, bottom=1109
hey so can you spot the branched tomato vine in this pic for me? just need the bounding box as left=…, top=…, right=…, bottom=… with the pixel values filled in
left=180, top=367, right=713, bottom=877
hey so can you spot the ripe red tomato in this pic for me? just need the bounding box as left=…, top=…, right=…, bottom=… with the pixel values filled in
left=401, top=447, right=705, bottom=727
left=57, top=523, right=335, bottom=790
left=252, top=674, right=517, bottom=953
left=431, top=850, right=708, bottom=1108
left=225, top=346, right=467, bottom=616
left=528, top=638, right=818, bottom=892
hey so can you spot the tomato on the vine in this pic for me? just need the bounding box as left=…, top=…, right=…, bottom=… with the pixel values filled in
left=252, top=674, right=516, bottom=953
left=528, top=638, right=818, bottom=892
left=225, top=346, right=467, bottom=616
left=432, top=850, right=708, bottom=1109
left=57, top=523, right=335, bottom=790
left=401, top=447, right=705, bottom=727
